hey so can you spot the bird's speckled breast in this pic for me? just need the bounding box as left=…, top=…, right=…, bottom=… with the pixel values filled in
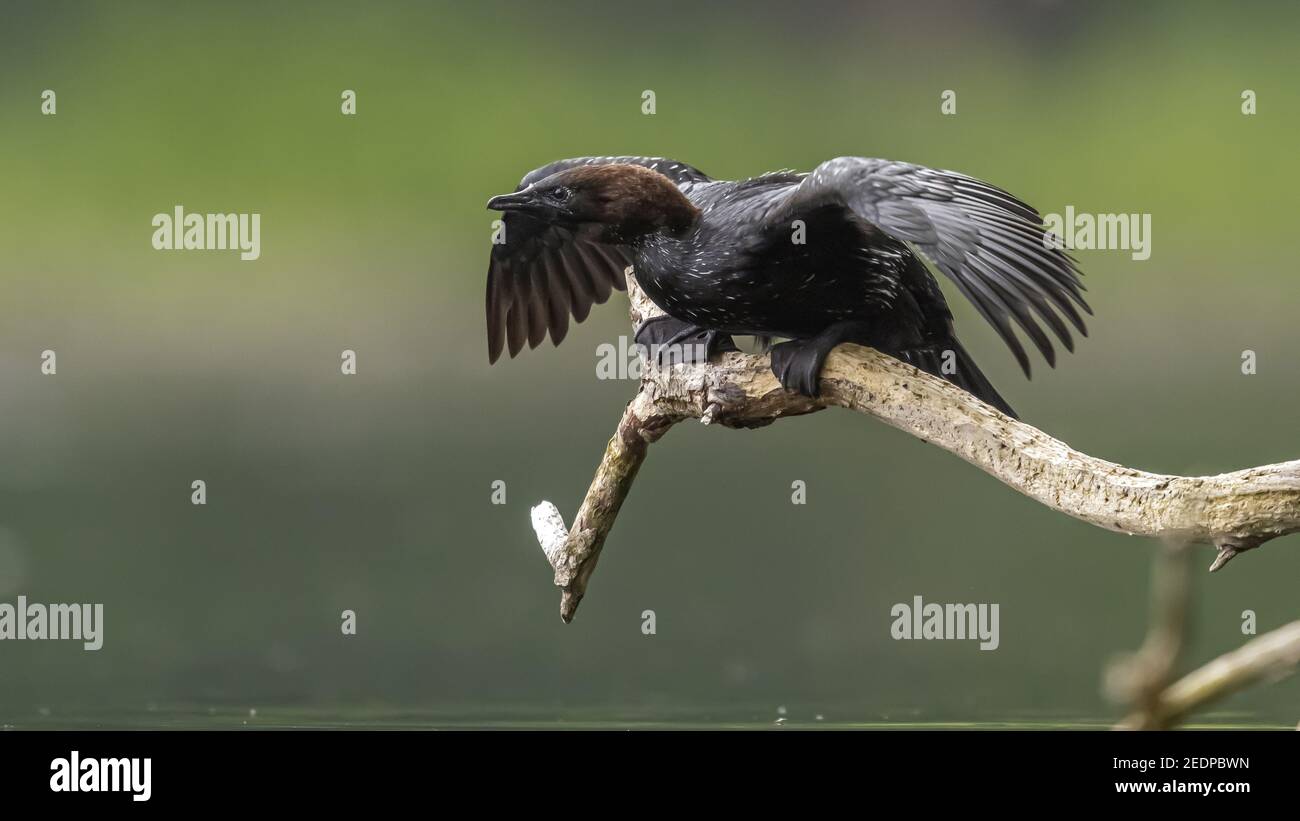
left=631, top=193, right=907, bottom=339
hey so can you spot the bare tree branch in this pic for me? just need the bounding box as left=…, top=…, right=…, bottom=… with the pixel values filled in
left=531, top=270, right=1300, bottom=624
left=1105, top=541, right=1193, bottom=729
left=1115, top=620, right=1300, bottom=729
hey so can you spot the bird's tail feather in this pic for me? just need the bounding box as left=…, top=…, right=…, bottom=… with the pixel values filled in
left=890, top=338, right=1018, bottom=419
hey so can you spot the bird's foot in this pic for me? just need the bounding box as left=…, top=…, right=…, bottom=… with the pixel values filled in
left=769, top=338, right=826, bottom=397
left=634, top=316, right=737, bottom=366
left=769, top=322, right=871, bottom=397
left=694, top=329, right=739, bottom=361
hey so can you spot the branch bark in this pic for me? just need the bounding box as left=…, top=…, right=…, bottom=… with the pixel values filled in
left=532, top=270, right=1300, bottom=624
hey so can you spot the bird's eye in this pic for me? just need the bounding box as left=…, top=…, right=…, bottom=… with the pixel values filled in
left=548, top=186, right=572, bottom=203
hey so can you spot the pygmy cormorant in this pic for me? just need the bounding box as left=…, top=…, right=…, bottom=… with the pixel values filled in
left=485, top=156, right=1090, bottom=417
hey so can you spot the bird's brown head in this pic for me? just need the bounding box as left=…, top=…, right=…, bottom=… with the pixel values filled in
left=487, top=164, right=700, bottom=242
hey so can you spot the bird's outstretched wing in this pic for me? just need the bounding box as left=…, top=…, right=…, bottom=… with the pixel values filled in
left=764, top=157, right=1090, bottom=376
left=486, top=156, right=711, bottom=363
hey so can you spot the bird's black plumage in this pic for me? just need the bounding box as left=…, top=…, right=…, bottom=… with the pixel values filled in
left=486, top=155, right=1091, bottom=417
left=485, top=157, right=707, bottom=362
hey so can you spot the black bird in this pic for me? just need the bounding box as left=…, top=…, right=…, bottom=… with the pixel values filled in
left=485, top=156, right=1089, bottom=417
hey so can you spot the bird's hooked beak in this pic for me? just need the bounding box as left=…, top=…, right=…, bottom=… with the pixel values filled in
left=486, top=191, right=533, bottom=213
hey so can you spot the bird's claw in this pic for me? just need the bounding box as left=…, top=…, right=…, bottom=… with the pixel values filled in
left=769, top=339, right=823, bottom=397
left=634, top=317, right=737, bottom=366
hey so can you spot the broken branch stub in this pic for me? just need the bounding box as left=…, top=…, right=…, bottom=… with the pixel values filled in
left=531, top=270, right=1300, bottom=623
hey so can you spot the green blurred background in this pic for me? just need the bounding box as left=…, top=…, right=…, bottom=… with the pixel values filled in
left=0, top=0, right=1296, bottom=728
